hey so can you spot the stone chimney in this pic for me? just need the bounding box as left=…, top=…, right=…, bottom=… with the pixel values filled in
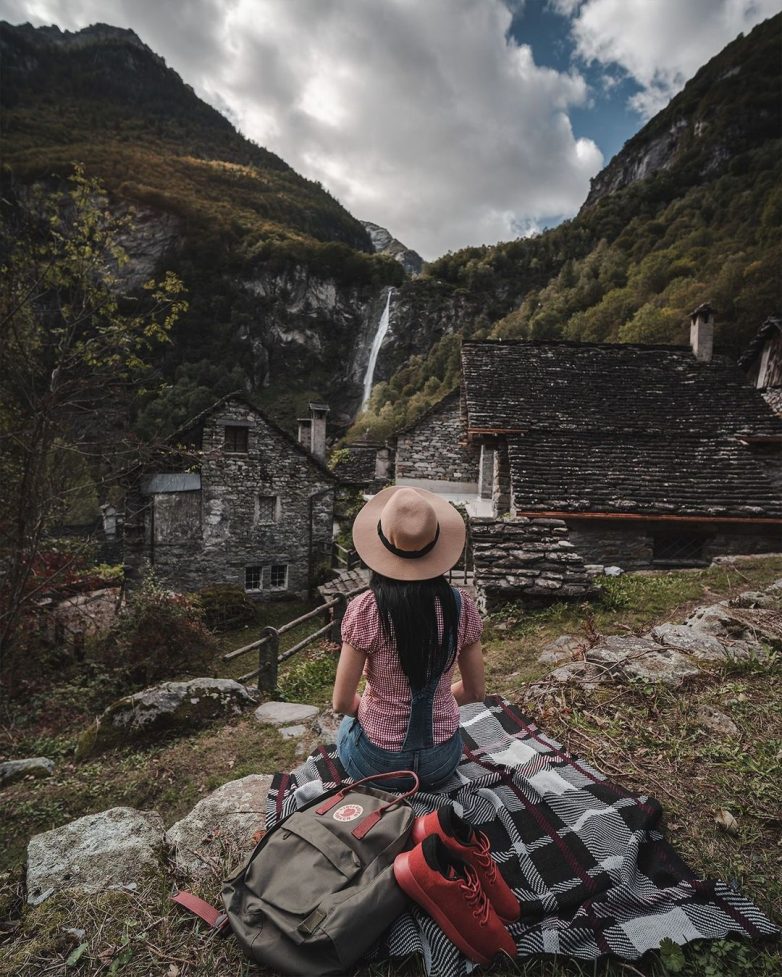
left=308, top=403, right=329, bottom=461
left=374, top=446, right=391, bottom=480
left=689, top=303, right=715, bottom=362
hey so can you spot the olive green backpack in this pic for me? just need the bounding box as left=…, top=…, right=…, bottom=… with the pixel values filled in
left=219, top=771, right=419, bottom=975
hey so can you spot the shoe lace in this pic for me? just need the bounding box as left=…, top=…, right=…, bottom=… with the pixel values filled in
left=458, top=868, right=491, bottom=925
left=471, top=832, right=498, bottom=883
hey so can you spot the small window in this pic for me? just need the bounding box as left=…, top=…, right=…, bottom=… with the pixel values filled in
left=256, top=494, right=279, bottom=525
left=224, top=425, right=248, bottom=454
left=269, top=564, right=288, bottom=590
left=245, top=565, right=262, bottom=591
left=652, top=533, right=706, bottom=566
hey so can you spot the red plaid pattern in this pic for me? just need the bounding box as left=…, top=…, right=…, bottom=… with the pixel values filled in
left=341, top=588, right=483, bottom=750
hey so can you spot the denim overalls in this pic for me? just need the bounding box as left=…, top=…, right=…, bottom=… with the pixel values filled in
left=336, top=589, right=463, bottom=790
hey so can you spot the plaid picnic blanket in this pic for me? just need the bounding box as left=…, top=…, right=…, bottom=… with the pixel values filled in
left=266, top=695, right=779, bottom=975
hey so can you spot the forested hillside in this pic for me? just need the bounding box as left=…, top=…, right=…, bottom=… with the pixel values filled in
left=350, top=13, right=781, bottom=442
left=1, top=15, right=779, bottom=446
left=0, top=21, right=404, bottom=436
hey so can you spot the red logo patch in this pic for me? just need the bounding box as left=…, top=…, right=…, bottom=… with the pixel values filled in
left=333, top=803, right=364, bottom=822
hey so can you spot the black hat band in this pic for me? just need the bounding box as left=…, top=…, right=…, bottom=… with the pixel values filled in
left=377, top=520, right=440, bottom=559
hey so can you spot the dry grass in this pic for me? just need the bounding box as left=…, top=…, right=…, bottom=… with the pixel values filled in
left=1, top=557, right=781, bottom=975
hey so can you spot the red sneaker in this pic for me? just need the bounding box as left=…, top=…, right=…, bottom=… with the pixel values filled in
left=411, top=807, right=520, bottom=923
left=393, top=835, right=516, bottom=967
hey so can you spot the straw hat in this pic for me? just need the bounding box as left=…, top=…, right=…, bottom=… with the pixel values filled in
left=352, top=486, right=466, bottom=581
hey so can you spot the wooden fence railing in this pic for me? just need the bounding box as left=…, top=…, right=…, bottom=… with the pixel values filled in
left=222, top=585, right=369, bottom=693
left=333, top=542, right=360, bottom=569
left=224, top=529, right=471, bottom=695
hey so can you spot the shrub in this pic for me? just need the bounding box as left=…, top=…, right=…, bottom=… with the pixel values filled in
left=195, top=584, right=258, bottom=631
left=97, top=572, right=216, bottom=686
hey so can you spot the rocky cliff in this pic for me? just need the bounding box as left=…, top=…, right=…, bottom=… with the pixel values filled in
left=361, top=221, right=424, bottom=277
left=581, top=17, right=779, bottom=209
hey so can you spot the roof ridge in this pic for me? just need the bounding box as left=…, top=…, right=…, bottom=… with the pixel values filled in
left=462, top=339, right=692, bottom=352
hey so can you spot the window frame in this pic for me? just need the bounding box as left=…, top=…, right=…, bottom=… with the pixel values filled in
left=244, top=565, right=263, bottom=592
left=269, top=563, right=288, bottom=591
left=224, top=424, right=249, bottom=454
left=651, top=531, right=708, bottom=567
left=256, top=494, right=280, bottom=525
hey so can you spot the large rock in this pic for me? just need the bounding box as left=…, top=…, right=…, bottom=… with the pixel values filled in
left=166, top=774, right=272, bottom=878
left=0, top=757, right=54, bottom=788
left=683, top=603, right=751, bottom=640
left=586, top=635, right=701, bottom=686
left=650, top=624, right=728, bottom=661
left=27, top=807, right=165, bottom=905
left=538, top=634, right=585, bottom=666
left=254, top=701, right=319, bottom=726
left=682, top=603, right=775, bottom=656
left=729, top=590, right=781, bottom=610
left=78, top=678, right=256, bottom=757
left=549, top=660, right=607, bottom=687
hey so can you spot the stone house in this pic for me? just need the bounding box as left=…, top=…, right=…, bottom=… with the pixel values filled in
left=393, top=390, right=488, bottom=514
left=331, top=439, right=393, bottom=495
left=124, top=397, right=335, bottom=598
left=394, top=307, right=782, bottom=603
left=740, top=314, right=782, bottom=417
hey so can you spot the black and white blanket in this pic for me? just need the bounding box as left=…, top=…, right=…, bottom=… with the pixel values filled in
left=266, top=696, right=778, bottom=975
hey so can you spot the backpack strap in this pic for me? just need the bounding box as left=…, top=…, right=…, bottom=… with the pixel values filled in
left=315, top=769, right=420, bottom=839
left=172, top=890, right=231, bottom=935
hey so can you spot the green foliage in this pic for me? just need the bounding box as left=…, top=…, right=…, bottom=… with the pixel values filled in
left=677, top=938, right=764, bottom=977
left=350, top=18, right=782, bottom=442
left=195, top=584, right=258, bottom=632
left=96, top=571, right=216, bottom=686
left=352, top=141, right=782, bottom=442
left=598, top=572, right=703, bottom=615
left=278, top=647, right=338, bottom=703
left=346, top=331, right=466, bottom=443
left=0, top=166, right=186, bottom=674
left=0, top=23, right=404, bottom=440
left=660, top=937, right=687, bottom=973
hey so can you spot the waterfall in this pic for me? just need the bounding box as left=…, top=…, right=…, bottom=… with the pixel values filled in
left=361, top=287, right=393, bottom=411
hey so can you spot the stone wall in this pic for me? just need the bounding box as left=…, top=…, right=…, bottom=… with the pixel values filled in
left=127, top=399, right=334, bottom=598
left=471, top=517, right=595, bottom=611
left=565, top=518, right=781, bottom=569
left=565, top=522, right=653, bottom=569
left=395, top=394, right=480, bottom=484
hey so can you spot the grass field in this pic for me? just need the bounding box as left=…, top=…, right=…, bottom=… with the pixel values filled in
left=1, top=557, right=780, bottom=976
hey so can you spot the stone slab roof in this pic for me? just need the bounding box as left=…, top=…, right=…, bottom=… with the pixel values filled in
left=141, top=473, right=201, bottom=495
left=507, top=433, right=782, bottom=519
left=461, top=340, right=782, bottom=438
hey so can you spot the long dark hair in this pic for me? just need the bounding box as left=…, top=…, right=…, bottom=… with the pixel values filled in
left=370, top=572, right=460, bottom=690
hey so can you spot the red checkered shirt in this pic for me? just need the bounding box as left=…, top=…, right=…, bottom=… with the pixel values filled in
left=340, top=588, right=483, bottom=750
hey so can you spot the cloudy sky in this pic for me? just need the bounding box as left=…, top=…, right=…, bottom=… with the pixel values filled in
left=2, top=0, right=780, bottom=258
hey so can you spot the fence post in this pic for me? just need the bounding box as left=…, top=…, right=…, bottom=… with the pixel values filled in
left=330, top=593, right=347, bottom=645
left=259, top=626, right=279, bottom=694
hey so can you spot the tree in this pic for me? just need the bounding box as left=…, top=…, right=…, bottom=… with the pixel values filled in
left=0, top=166, right=187, bottom=681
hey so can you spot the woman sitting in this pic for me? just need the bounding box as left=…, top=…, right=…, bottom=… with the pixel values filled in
left=332, top=486, right=485, bottom=790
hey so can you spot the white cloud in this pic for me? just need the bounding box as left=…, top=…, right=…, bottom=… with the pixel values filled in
left=0, top=0, right=604, bottom=258
left=570, top=0, right=782, bottom=118
left=547, top=0, right=584, bottom=16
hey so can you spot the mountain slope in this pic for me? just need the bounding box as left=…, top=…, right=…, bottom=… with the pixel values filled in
left=348, top=13, right=782, bottom=442
left=0, top=21, right=409, bottom=434
left=0, top=22, right=371, bottom=251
